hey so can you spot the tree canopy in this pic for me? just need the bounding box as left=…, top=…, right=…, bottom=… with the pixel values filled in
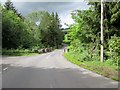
left=64, top=1, right=120, bottom=66
left=2, top=1, right=63, bottom=49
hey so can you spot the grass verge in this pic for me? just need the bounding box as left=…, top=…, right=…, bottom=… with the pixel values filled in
left=2, top=49, right=39, bottom=56
left=64, top=52, right=120, bottom=81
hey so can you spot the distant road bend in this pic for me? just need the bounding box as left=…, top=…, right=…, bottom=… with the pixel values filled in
left=2, top=49, right=118, bottom=88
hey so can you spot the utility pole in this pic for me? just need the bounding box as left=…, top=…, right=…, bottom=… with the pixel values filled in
left=100, top=0, right=104, bottom=63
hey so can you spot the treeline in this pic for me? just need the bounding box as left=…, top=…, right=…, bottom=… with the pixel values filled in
left=64, top=2, right=120, bottom=66
left=2, top=1, right=63, bottom=50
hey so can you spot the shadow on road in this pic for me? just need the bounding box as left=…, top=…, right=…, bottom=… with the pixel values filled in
left=2, top=64, right=119, bottom=88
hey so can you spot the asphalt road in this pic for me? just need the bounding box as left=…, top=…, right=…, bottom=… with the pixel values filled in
left=2, top=49, right=119, bottom=88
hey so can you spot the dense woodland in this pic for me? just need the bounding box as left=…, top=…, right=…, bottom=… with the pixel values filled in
left=64, top=2, right=120, bottom=68
left=1, top=1, right=63, bottom=51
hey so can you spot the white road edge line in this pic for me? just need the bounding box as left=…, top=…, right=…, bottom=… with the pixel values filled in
left=3, top=67, right=8, bottom=71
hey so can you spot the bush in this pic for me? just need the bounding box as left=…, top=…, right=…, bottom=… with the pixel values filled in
left=108, top=36, right=120, bottom=66
left=2, top=48, right=36, bottom=56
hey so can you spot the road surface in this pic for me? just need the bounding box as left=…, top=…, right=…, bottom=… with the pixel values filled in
left=2, top=49, right=119, bottom=88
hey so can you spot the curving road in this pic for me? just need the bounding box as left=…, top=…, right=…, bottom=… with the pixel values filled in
left=2, top=49, right=119, bottom=88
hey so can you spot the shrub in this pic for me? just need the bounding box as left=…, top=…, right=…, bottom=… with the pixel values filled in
left=108, top=36, right=120, bottom=66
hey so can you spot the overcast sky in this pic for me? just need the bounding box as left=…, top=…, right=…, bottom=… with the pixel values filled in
left=1, top=1, right=89, bottom=28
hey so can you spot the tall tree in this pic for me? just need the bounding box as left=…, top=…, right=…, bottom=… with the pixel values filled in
left=65, top=1, right=120, bottom=65
left=2, top=3, right=34, bottom=49
left=4, top=0, right=23, bottom=19
left=38, top=12, right=63, bottom=48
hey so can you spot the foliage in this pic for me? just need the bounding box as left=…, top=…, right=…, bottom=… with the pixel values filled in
left=25, top=11, right=64, bottom=48
left=107, top=36, right=120, bottom=66
left=2, top=49, right=38, bottom=56
left=2, top=9, right=34, bottom=49
left=2, top=0, right=64, bottom=53
left=4, top=0, right=23, bottom=19
left=64, top=1, right=120, bottom=67
left=63, top=34, right=71, bottom=44
left=39, top=12, right=63, bottom=48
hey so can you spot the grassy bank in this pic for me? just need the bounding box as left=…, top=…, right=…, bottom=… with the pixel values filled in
left=2, top=49, right=39, bottom=56
left=64, top=52, right=119, bottom=81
